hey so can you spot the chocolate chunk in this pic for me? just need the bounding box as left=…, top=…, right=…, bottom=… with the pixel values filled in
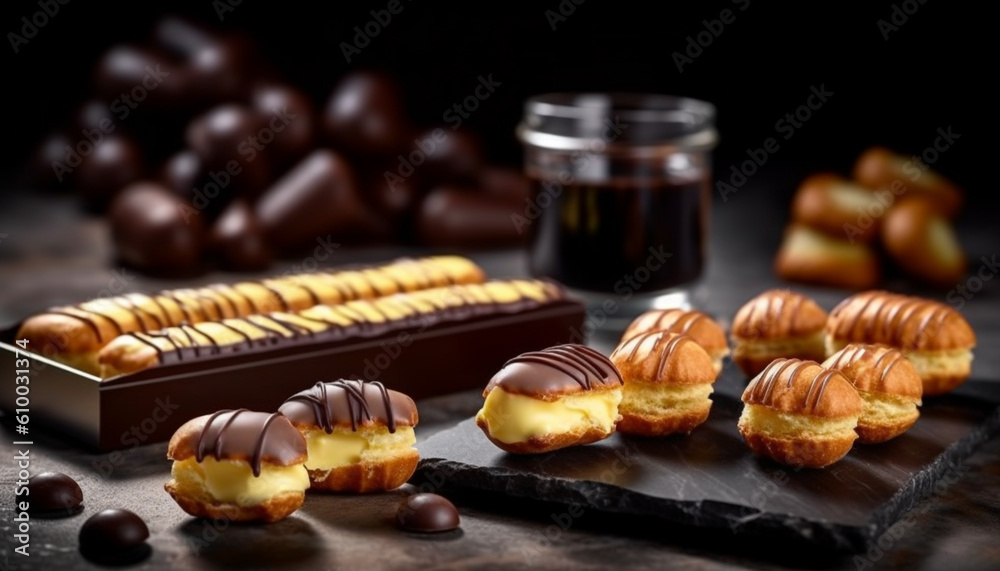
left=78, top=509, right=151, bottom=565
left=480, top=167, right=531, bottom=204
left=110, top=182, right=206, bottom=276
left=416, top=187, right=526, bottom=248
left=322, top=71, right=411, bottom=154
left=485, top=344, right=623, bottom=396
left=23, top=472, right=83, bottom=517
left=396, top=494, right=460, bottom=533
left=186, top=104, right=272, bottom=197
left=420, top=127, right=483, bottom=183
left=92, top=45, right=186, bottom=108
left=255, top=149, right=370, bottom=254
left=366, top=164, right=420, bottom=221
left=151, top=15, right=219, bottom=59
left=187, top=38, right=252, bottom=104
left=208, top=199, right=273, bottom=271
left=251, top=83, right=316, bottom=167
left=279, top=380, right=418, bottom=433
left=76, top=136, right=145, bottom=207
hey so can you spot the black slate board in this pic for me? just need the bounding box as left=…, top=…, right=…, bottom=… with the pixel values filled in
left=413, top=368, right=1000, bottom=552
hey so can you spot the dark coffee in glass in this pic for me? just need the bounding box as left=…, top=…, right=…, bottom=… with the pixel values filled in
left=518, top=93, right=717, bottom=317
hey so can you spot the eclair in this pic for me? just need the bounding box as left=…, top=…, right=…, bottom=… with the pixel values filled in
left=730, top=290, right=829, bottom=378
left=165, top=409, right=310, bottom=523
left=822, top=344, right=922, bottom=443
left=790, top=173, right=881, bottom=243
left=853, top=146, right=963, bottom=217
left=826, top=291, right=976, bottom=396
left=881, top=199, right=966, bottom=288
left=278, top=380, right=419, bottom=493
left=475, top=344, right=624, bottom=454
left=774, top=224, right=880, bottom=290
left=738, top=359, right=863, bottom=468
left=611, top=332, right=717, bottom=436
left=620, top=309, right=729, bottom=374
left=17, top=256, right=485, bottom=375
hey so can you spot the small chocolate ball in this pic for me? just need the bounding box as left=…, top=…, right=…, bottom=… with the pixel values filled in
left=160, top=150, right=203, bottom=198
left=151, top=15, right=218, bottom=59
left=420, top=127, right=484, bottom=183
left=322, top=71, right=411, bottom=154
left=209, top=200, right=273, bottom=271
left=251, top=83, right=316, bottom=166
left=187, top=38, right=251, bottom=103
left=396, top=493, right=461, bottom=533
left=92, top=45, right=184, bottom=108
left=417, top=187, right=526, bottom=248
left=76, top=136, right=145, bottom=207
left=24, top=472, right=83, bottom=517
left=186, top=104, right=272, bottom=197
left=79, top=509, right=151, bottom=565
left=110, top=182, right=206, bottom=276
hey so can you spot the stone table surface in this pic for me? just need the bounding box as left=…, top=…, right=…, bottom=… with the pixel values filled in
left=0, top=192, right=998, bottom=570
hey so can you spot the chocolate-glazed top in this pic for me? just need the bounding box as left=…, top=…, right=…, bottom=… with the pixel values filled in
left=732, top=289, right=828, bottom=340
left=742, top=358, right=862, bottom=419
left=170, top=410, right=307, bottom=477
left=484, top=344, right=623, bottom=398
left=826, top=290, right=975, bottom=351
left=279, top=380, right=418, bottom=433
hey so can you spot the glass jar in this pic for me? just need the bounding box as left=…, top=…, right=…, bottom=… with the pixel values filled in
left=517, top=93, right=718, bottom=321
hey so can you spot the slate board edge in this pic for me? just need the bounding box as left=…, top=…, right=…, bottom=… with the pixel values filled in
left=413, top=402, right=1000, bottom=553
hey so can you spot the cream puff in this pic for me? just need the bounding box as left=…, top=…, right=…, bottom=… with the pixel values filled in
left=822, top=344, right=922, bottom=443
left=620, top=309, right=729, bottom=374
left=881, top=198, right=966, bottom=288
left=826, top=290, right=976, bottom=395
left=475, top=344, right=623, bottom=454
left=774, top=224, right=880, bottom=290
left=165, top=409, right=310, bottom=523
left=790, top=173, right=881, bottom=243
left=611, top=331, right=718, bottom=436
left=278, top=380, right=419, bottom=493
left=738, top=359, right=863, bottom=468
left=731, top=289, right=829, bottom=378
left=853, top=146, right=963, bottom=217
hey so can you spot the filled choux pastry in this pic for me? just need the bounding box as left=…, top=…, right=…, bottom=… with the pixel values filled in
left=774, top=224, right=880, bottom=290
left=731, top=289, right=829, bottom=378
left=619, top=309, right=729, bottom=374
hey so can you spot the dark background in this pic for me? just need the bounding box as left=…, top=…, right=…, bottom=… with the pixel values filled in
left=1, top=0, right=992, bottom=207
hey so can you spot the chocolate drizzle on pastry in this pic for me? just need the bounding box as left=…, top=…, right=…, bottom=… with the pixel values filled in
left=732, top=290, right=823, bottom=339
left=193, top=409, right=306, bottom=477
left=613, top=331, right=691, bottom=378
left=279, top=380, right=418, bottom=434
left=484, top=343, right=623, bottom=396
left=746, top=358, right=838, bottom=414
left=828, top=291, right=971, bottom=350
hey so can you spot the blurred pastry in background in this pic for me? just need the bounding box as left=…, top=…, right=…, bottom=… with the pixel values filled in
left=790, top=173, right=882, bottom=243
left=882, top=198, right=967, bottom=288
left=774, top=224, right=881, bottom=290
left=731, top=289, right=829, bottom=378
left=853, top=146, right=963, bottom=217
left=619, top=309, right=729, bottom=374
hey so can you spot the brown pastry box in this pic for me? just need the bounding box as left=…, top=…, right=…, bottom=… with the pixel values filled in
left=0, top=299, right=584, bottom=450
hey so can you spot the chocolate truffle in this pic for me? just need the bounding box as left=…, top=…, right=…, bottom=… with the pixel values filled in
left=76, top=136, right=145, bottom=207
left=110, top=182, right=206, bottom=276
left=322, top=71, right=411, bottom=153
left=208, top=199, right=273, bottom=271
left=186, top=104, right=272, bottom=197
left=187, top=38, right=251, bottom=104
left=256, top=149, right=370, bottom=254
left=251, top=83, right=316, bottom=166
left=151, top=15, right=218, bottom=59
left=396, top=494, right=460, bottom=533
left=24, top=472, right=83, bottom=517
left=417, top=187, right=525, bottom=248
left=78, top=509, right=151, bottom=564
left=92, top=45, right=183, bottom=108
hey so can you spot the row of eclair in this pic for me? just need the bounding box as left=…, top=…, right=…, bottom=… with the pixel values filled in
left=475, top=288, right=975, bottom=469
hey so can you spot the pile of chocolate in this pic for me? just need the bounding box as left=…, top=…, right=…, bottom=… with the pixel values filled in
left=29, top=17, right=527, bottom=276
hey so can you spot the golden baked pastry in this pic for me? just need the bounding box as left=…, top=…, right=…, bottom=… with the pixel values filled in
left=96, top=279, right=565, bottom=378
left=853, top=146, right=963, bottom=217
left=738, top=359, right=862, bottom=468
left=822, top=344, right=922, bottom=443
left=790, top=173, right=881, bottom=243
left=881, top=199, right=966, bottom=288
left=774, top=224, right=880, bottom=290
left=165, top=409, right=310, bottom=523
left=730, top=289, right=829, bottom=378
left=17, top=256, right=485, bottom=375
left=279, top=380, right=419, bottom=493
left=619, top=309, right=729, bottom=374
left=475, top=344, right=623, bottom=454
left=610, top=332, right=717, bottom=436
left=826, top=290, right=976, bottom=395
